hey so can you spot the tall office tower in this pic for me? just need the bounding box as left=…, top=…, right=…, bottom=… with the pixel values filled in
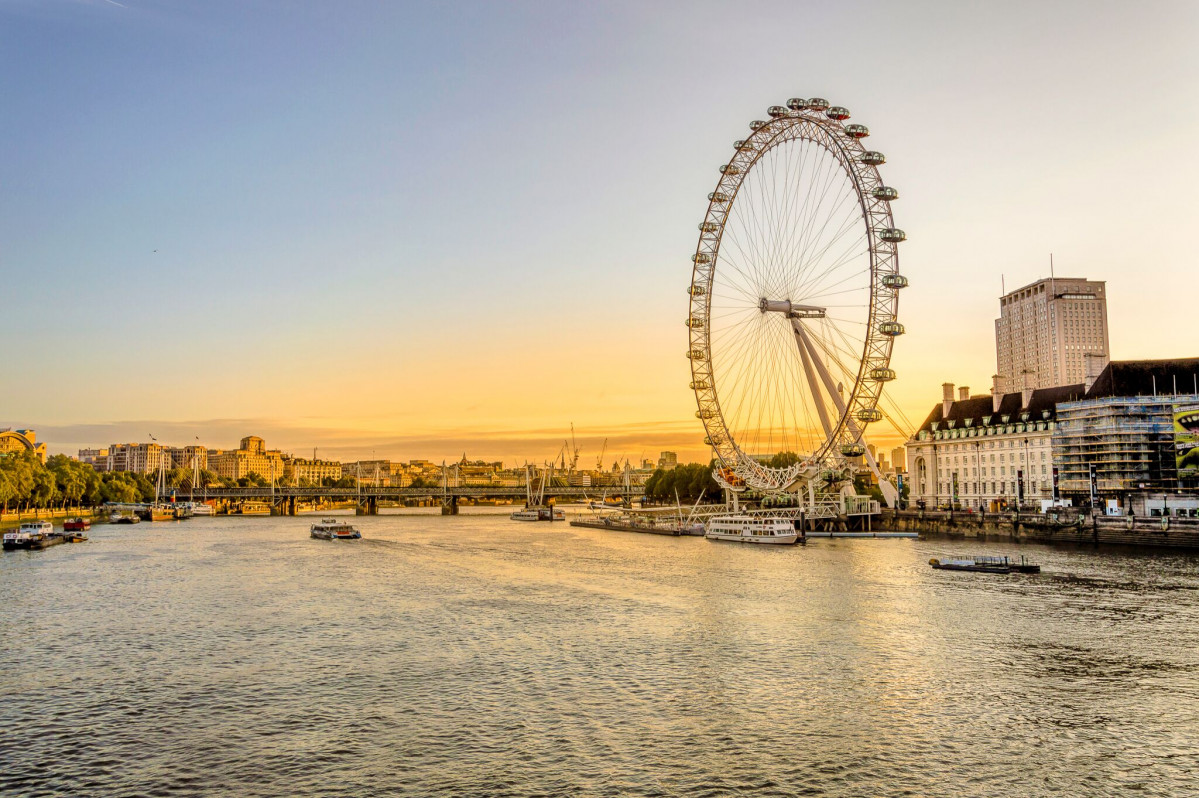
left=995, top=277, right=1109, bottom=391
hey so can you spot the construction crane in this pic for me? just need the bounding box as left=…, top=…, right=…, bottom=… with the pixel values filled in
left=596, top=438, right=608, bottom=471
left=568, top=423, right=580, bottom=472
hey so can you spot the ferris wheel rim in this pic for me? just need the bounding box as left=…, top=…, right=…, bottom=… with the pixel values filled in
left=686, top=100, right=905, bottom=493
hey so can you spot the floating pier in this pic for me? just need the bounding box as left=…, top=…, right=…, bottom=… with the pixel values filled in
left=569, top=518, right=704, bottom=537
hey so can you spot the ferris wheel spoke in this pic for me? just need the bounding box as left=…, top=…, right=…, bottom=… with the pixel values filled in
left=724, top=200, right=770, bottom=293
left=786, top=153, right=833, bottom=291
left=771, top=142, right=815, bottom=299
left=793, top=188, right=863, bottom=294
left=768, top=144, right=804, bottom=297
left=795, top=196, right=862, bottom=283
left=792, top=154, right=848, bottom=278
left=810, top=324, right=868, bottom=397
left=715, top=320, right=771, bottom=429
left=803, top=266, right=871, bottom=304
left=804, top=252, right=868, bottom=300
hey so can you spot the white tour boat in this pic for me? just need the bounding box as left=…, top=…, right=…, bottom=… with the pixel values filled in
left=510, top=506, right=566, bottom=522
left=310, top=519, right=361, bottom=540
left=704, top=515, right=799, bottom=545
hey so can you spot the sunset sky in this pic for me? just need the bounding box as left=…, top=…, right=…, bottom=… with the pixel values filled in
left=3, top=1, right=1196, bottom=465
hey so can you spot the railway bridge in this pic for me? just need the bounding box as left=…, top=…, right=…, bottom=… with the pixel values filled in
left=180, top=485, right=643, bottom=516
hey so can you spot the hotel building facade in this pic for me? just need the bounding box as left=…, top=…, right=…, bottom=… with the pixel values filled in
left=995, top=276, right=1109, bottom=392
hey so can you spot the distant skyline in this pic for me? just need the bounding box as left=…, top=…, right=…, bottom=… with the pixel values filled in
left=3, top=1, right=1197, bottom=463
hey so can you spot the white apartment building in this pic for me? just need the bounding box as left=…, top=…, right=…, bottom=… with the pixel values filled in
left=106, top=442, right=170, bottom=474
left=995, top=277, right=1109, bottom=392
left=905, top=381, right=1086, bottom=510
left=290, top=457, right=343, bottom=485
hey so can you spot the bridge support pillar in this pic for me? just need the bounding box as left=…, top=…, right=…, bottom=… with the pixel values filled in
left=287, top=496, right=297, bottom=516
left=441, top=495, right=459, bottom=516
left=356, top=497, right=379, bottom=516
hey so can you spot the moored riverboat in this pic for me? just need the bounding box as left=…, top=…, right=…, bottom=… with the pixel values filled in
left=310, top=519, right=361, bottom=540
left=63, top=517, right=91, bottom=532
left=705, top=515, right=800, bottom=544
left=110, top=512, right=141, bottom=525
left=137, top=505, right=175, bottom=522
left=30, top=532, right=67, bottom=549
left=511, top=506, right=566, bottom=522
left=4, top=521, right=58, bottom=551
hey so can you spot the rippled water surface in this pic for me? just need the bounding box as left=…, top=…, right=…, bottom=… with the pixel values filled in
left=3, top=509, right=1198, bottom=796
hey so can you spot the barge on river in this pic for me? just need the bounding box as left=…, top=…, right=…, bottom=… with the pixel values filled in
left=929, top=556, right=1040, bottom=574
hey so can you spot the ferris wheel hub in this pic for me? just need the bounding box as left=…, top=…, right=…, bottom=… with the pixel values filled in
left=759, top=298, right=826, bottom=318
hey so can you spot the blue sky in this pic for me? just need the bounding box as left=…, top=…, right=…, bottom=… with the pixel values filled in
left=2, top=0, right=1196, bottom=462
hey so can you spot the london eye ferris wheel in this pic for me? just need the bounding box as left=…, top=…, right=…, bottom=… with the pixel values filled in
left=687, top=97, right=908, bottom=495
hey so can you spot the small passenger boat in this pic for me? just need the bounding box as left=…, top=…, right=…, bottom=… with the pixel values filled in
left=705, top=515, right=799, bottom=544
left=63, top=517, right=91, bottom=532
left=310, top=519, right=361, bottom=540
left=110, top=512, right=141, bottom=524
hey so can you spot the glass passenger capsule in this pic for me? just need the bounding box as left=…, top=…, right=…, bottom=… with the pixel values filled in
left=826, top=106, right=850, bottom=120
left=870, top=367, right=897, bottom=382
left=692, top=253, right=711, bottom=264
left=696, top=409, right=715, bottom=419
left=841, top=443, right=866, bottom=457
left=856, top=408, right=884, bottom=423
left=719, top=164, right=741, bottom=175
left=685, top=317, right=704, bottom=329
left=807, top=97, right=830, bottom=111
left=786, top=98, right=806, bottom=111
left=844, top=124, right=869, bottom=138
left=708, top=192, right=729, bottom=203
left=698, top=222, right=718, bottom=232
left=688, top=285, right=706, bottom=296
left=878, top=321, right=905, bottom=336
left=733, top=139, right=756, bottom=151
left=882, top=273, right=908, bottom=289
left=872, top=186, right=899, bottom=201
left=749, top=120, right=767, bottom=130
left=690, top=380, right=709, bottom=390
left=687, top=349, right=706, bottom=360
left=860, top=151, right=886, bottom=165
left=768, top=105, right=789, bottom=118
left=878, top=228, right=906, bottom=243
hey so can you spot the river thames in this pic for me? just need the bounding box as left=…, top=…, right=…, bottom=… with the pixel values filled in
left=3, top=509, right=1197, bottom=797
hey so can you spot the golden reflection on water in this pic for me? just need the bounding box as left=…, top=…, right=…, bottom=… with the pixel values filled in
left=2, top=507, right=1197, bottom=797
